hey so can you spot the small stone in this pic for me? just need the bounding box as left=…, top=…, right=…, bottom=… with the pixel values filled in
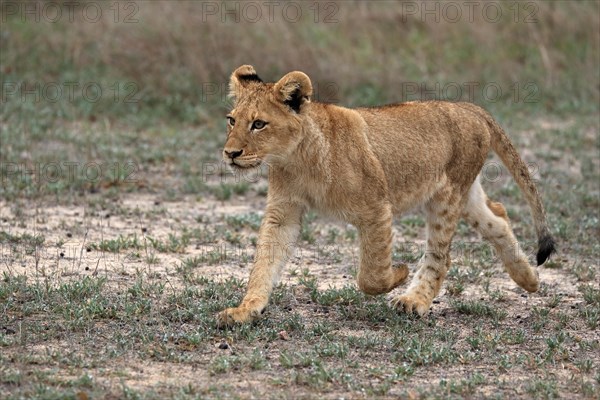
left=218, top=342, right=229, bottom=350
left=278, top=330, right=289, bottom=341
left=76, top=391, right=89, bottom=400
left=2, top=327, right=16, bottom=335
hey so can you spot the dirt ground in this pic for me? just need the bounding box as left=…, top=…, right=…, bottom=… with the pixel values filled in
left=1, top=191, right=598, bottom=399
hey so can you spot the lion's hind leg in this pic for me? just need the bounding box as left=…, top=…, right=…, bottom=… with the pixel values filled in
left=390, top=183, right=465, bottom=316
left=462, top=178, right=539, bottom=292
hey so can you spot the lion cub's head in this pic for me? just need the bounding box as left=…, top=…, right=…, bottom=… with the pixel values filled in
left=223, top=65, right=313, bottom=170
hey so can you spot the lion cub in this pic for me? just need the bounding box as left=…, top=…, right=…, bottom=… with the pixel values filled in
left=217, top=65, right=555, bottom=326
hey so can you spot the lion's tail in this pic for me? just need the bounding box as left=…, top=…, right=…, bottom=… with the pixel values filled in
left=481, top=110, right=556, bottom=265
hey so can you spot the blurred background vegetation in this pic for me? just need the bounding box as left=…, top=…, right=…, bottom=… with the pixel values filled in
left=1, top=0, right=598, bottom=127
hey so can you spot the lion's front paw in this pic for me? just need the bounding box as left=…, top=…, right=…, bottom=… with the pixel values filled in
left=216, top=306, right=261, bottom=328
left=390, top=293, right=431, bottom=317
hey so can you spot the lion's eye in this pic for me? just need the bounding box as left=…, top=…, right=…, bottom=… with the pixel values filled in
left=227, top=116, right=235, bottom=127
left=252, top=120, right=267, bottom=130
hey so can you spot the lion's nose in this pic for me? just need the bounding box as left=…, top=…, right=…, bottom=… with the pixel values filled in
left=224, top=149, right=243, bottom=159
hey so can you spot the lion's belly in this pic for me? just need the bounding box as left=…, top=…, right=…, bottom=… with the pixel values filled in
left=387, top=172, right=449, bottom=215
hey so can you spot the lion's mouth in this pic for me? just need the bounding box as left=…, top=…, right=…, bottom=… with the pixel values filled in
left=229, top=158, right=262, bottom=169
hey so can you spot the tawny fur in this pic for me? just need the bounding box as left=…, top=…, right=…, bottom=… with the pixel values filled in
left=216, top=65, right=555, bottom=326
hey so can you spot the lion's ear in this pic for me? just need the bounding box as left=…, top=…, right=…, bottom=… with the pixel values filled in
left=229, top=65, right=263, bottom=100
left=274, top=71, right=313, bottom=113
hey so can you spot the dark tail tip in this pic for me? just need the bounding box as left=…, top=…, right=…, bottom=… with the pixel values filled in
left=537, top=234, right=557, bottom=266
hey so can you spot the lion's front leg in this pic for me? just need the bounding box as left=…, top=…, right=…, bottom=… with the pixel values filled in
left=216, top=202, right=303, bottom=327
left=355, top=201, right=409, bottom=296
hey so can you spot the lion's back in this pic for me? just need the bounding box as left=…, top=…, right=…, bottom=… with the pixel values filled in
left=353, top=101, right=493, bottom=211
